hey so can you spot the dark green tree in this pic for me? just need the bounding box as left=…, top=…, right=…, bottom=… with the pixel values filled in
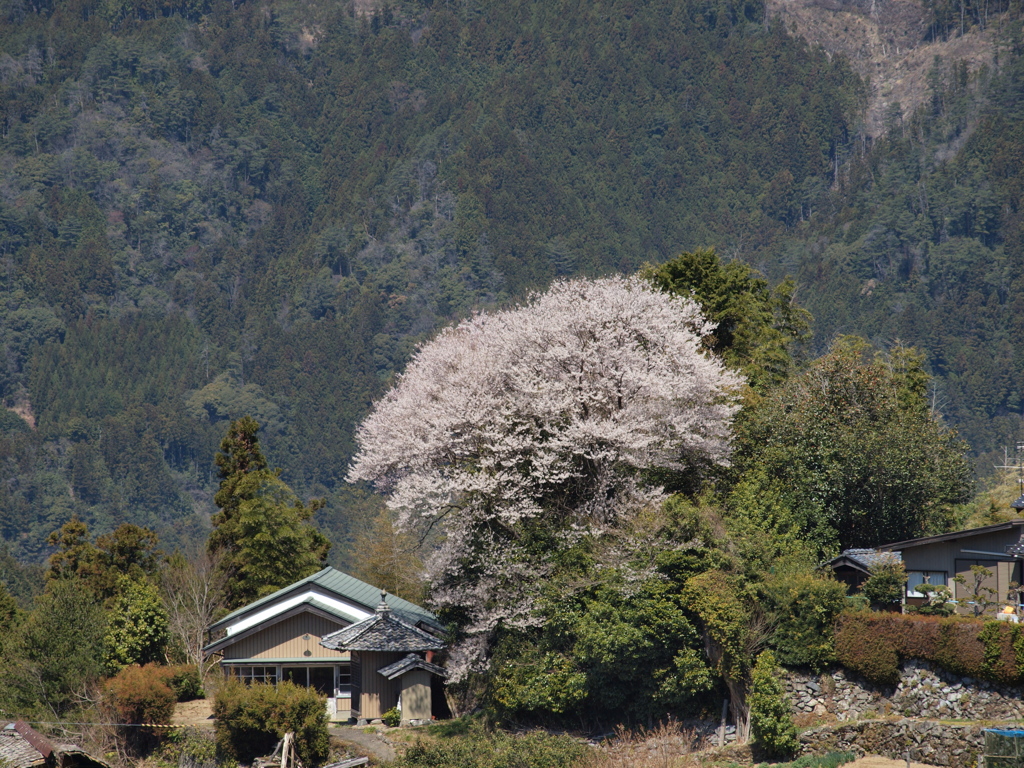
left=208, top=415, right=270, bottom=557
left=749, top=650, right=799, bottom=759
left=208, top=418, right=329, bottom=609
left=2, top=579, right=107, bottom=717
left=46, top=518, right=162, bottom=602
left=642, top=248, right=811, bottom=391
left=734, top=337, right=973, bottom=554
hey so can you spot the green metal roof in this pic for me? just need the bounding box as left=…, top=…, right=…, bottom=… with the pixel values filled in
left=209, top=567, right=442, bottom=632
left=218, top=658, right=350, bottom=664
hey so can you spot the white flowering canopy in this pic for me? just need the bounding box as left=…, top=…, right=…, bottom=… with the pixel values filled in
left=349, top=275, right=743, bottom=679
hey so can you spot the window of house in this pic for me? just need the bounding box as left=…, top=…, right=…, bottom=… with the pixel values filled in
left=233, top=666, right=278, bottom=685
left=907, top=571, right=947, bottom=598
left=282, top=666, right=340, bottom=696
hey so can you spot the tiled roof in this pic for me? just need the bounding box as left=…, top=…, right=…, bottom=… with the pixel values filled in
left=0, top=722, right=111, bottom=768
left=840, top=548, right=903, bottom=570
left=377, top=653, right=448, bottom=680
left=321, top=596, right=445, bottom=653
left=0, top=726, right=46, bottom=768
left=209, top=567, right=441, bottom=632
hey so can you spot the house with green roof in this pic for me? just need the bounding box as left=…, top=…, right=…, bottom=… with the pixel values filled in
left=204, top=567, right=446, bottom=722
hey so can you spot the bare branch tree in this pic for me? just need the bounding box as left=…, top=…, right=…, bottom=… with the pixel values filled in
left=161, top=549, right=228, bottom=680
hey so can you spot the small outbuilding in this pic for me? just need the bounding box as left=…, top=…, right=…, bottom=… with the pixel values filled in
left=319, top=592, right=447, bottom=725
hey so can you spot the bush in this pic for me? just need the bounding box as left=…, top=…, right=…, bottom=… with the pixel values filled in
left=749, top=651, right=799, bottom=760
left=392, top=719, right=588, bottom=768
left=169, top=665, right=204, bottom=701
left=762, top=572, right=847, bottom=670
left=860, top=559, right=906, bottom=608
left=213, top=680, right=329, bottom=767
left=382, top=707, right=402, bottom=727
left=105, top=663, right=177, bottom=725
left=158, top=727, right=217, bottom=768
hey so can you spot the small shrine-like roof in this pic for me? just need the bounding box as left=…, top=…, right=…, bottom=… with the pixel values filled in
left=320, top=591, right=445, bottom=653
left=377, top=653, right=448, bottom=680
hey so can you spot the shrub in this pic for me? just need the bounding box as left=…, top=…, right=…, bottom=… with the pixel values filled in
left=749, top=651, right=799, bottom=760
left=393, top=719, right=588, bottom=768
left=382, top=707, right=402, bottom=727
left=159, top=727, right=217, bottom=768
left=213, top=680, right=329, bottom=767
left=860, top=559, right=906, bottom=609
left=105, top=663, right=177, bottom=725
left=979, top=621, right=1018, bottom=683
left=762, top=572, right=847, bottom=670
left=169, top=665, right=204, bottom=701
left=934, top=620, right=987, bottom=677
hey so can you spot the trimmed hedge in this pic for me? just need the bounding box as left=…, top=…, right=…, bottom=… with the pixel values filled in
left=835, top=610, right=1024, bottom=685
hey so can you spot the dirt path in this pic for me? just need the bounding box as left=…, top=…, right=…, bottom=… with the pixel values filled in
left=327, top=726, right=397, bottom=763
left=171, top=699, right=215, bottom=728
left=847, top=757, right=934, bottom=768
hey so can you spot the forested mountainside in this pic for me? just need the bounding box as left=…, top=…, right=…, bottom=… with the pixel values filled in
left=0, top=0, right=1018, bottom=564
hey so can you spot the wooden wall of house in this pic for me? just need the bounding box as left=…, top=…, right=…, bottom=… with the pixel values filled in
left=222, top=613, right=350, bottom=660
left=401, top=670, right=432, bottom=721
left=356, top=652, right=405, bottom=719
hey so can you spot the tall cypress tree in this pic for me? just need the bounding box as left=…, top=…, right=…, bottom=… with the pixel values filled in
left=207, top=417, right=329, bottom=609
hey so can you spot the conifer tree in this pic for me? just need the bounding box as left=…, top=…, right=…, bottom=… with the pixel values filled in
left=208, top=418, right=329, bottom=609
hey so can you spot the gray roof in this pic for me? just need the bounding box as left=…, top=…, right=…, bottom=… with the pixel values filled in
left=321, top=596, right=445, bottom=653
left=0, top=725, right=46, bottom=768
left=842, top=548, right=903, bottom=570
left=876, top=520, right=1024, bottom=551
left=209, top=567, right=441, bottom=632
left=825, top=548, right=903, bottom=574
left=377, top=653, right=448, bottom=680
left=0, top=722, right=110, bottom=768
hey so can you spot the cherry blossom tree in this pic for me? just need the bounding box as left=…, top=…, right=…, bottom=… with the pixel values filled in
left=349, top=275, right=742, bottom=680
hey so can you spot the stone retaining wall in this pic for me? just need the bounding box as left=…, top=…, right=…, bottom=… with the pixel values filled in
left=799, top=719, right=985, bottom=768
left=785, top=660, right=1024, bottom=721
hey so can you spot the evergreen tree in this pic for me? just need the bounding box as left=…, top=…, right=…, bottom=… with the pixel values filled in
left=642, top=248, right=811, bottom=391
left=208, top=418, right=329, bottom=609
left=104, top=576, right=170, bottom=673
left=749, top=650, right=799, bottom=759
left=208, top=416, right=270, bottom=557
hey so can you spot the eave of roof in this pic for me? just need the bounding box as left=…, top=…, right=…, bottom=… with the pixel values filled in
left=209, top=567, right=441, bottom=632
left=204, top=596, right=355, bottom=654
left=876, top=520, right=1024, bottom=551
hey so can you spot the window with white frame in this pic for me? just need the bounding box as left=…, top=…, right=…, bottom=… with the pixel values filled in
left=907, top=570, right=947, bottom=598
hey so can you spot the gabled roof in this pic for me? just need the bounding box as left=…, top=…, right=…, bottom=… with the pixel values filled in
left=321, top=594, right=445, bottom=653
left=208, top=567, right=441, bottom=634
left=377, top=653, right=448, bottom=680
left=828, top=548, right=903, bottom=574
left=875, top=519, right=1024, bottom=551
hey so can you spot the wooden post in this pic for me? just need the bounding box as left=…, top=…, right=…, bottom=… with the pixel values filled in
left=719, top=699, right=729, bottom=746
